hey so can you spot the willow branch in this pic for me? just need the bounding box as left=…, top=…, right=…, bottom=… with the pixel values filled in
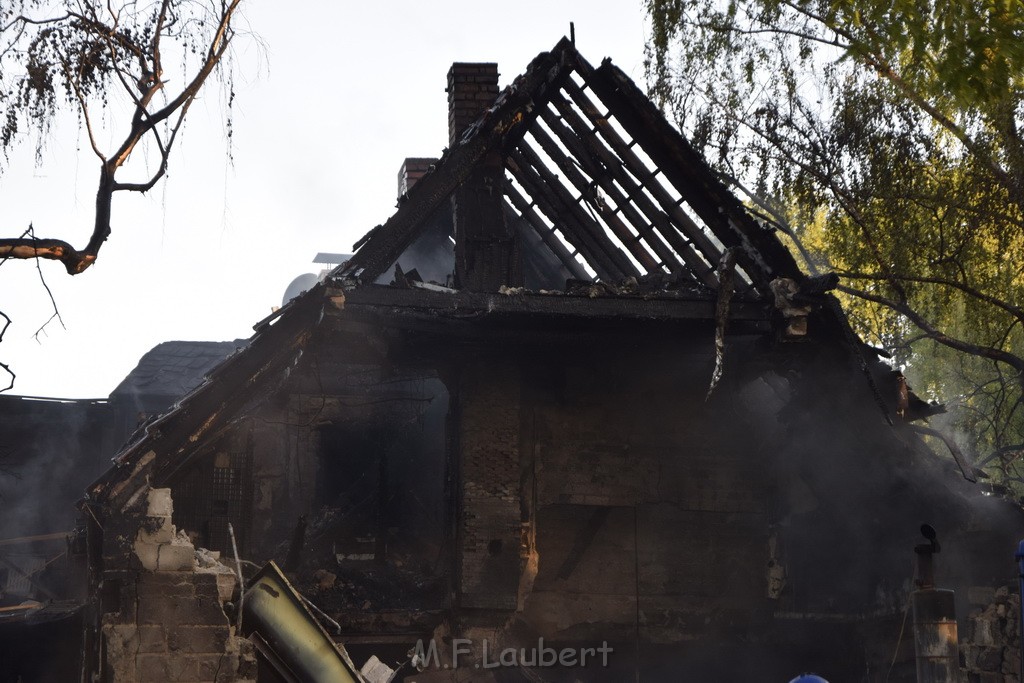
left=58, top=53, right=105, bottom=161
left=838, top=284, right=1024, bottom=374
left=774, top=0, right=1014, bottom=193
left=976, top=443, right=1024, bottom=469
left=837, top=271, right=1024, bottom=324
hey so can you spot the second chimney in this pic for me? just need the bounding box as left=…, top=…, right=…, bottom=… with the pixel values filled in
left=397, top=157, right=438, bottom=201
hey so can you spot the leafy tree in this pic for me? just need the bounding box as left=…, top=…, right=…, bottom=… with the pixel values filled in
left=0, top=0, right=243, bottom=391
left=646, top=0, right=1024, bottom=487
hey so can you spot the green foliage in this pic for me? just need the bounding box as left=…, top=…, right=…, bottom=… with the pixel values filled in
left=647, top=0, right=1024, bottom=487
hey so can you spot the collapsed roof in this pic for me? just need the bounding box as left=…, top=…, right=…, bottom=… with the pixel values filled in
left=340, top=37, right=802, bottom=294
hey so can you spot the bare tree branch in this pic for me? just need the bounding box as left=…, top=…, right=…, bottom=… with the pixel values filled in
left=0, top=310, right=13, bottom=393
left=906, top=423, right=978, bottom=482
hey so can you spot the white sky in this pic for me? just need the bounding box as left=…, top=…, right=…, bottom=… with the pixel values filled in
left=0, top=1, right=650, bottom=398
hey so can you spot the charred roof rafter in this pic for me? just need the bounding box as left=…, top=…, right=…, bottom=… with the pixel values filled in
left=339, top=37, right=804, bottom=295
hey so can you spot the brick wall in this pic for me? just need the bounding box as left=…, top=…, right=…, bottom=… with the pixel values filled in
left=397, top=157, right=438, bottom=199
left=521, top=357, right=768, bottom=642
left=457, top=362, right=523, bottom=610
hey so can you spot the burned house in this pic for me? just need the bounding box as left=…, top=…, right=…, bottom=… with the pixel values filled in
left=68, top=39, right=1024, bottom=682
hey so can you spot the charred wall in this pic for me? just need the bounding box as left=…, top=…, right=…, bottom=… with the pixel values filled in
left=514, top=341, right=769, bottom=644
left=443, top=326, right=1024, bottom=680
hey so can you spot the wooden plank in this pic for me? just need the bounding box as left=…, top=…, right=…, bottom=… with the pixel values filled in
left=576, top=59, right=803, bottom=289
left=525, top=124, right=662, bottom=273
left=561, top=78, right=727, bottom=282
left=504, top=184, right=591, bottom=281
left=506, top=152, right=623, bottom=282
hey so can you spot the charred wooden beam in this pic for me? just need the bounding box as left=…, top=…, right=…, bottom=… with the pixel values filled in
left=88, top=285, right=329, bottom=510
left=545, top=89, right=721, bottom=289
left=336, top=284, right=768, bottom=323
left=560, top=78, right=729, bottom=282
left=538, top=101, right=717, bottom=285
left=341, top=40, right=577, bottom=284
left=577, top=59, right=803, bottom=289
left=502, top=190, right=591, bottom=281
left=506, top=152, right=622, bottom=281
left=510, top=145, right=639, bottom=280
left=525, top=122, right=663, bottom=274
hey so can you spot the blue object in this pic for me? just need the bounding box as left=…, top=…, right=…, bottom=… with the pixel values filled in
left=788, top=676, right=829, bottom=683
left=1015, top=540, right=1024, bottom=681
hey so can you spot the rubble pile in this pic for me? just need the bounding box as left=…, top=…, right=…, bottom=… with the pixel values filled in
left=961, top=586, right=1022, bottom=682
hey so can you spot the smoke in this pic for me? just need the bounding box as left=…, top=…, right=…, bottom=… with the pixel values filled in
left=0, top=396, right=108, bottom=540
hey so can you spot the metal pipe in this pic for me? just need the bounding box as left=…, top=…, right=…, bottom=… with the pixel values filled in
left=242, top=561, right=361, bottom=683
left=228, top=522, right=244, bottom=631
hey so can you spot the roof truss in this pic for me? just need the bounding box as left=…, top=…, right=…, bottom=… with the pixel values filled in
left=339, top=38, right=803, bottom=295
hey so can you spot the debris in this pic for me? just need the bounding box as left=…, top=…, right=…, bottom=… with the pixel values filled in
left=194, top=546, right=239, bottom=602
left=285, top=514, right=308, bottom=571
left=411, top=280, right=457, bottom=294
left=242, top=561, right=363, bottom=682
left=770, top=277, right=813, bottom=337
left=313, top=569, right=337, bottom=591
left=360, top=655, right=396, bottom=683
left=706, top=248, right=737, bottom=400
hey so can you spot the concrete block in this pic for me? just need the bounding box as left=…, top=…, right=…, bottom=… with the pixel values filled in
left=165, top=654, right=196, bottom=680
left=195, top=653, right=233, bottom=681
left=138, top=594, right=180, bottom=625
left=148, top=488, right=174, bottom=517
left=157, top=541, right=196, bottom=572
left=973, top=616, right=1000, bottom=647
left=195, top=558, right=237, bottom=603
left=143, top=572, right=196, bottom=597
left=137, top=515, right=176, bottom=545
left=137, top=653, right=170, bottom=681
left=168, top=625, right=229, bottom=654
left=138, top=625, right=167, bottom=653
left=213, top=572, right=237, bottom=602
left=134, top=541, right=161, bottom=571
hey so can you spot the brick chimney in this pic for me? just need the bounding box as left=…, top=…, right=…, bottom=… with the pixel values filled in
left=447, top=63, right=500, bottom=146
left=446, top=62, right=521, bottom=290
left=397, top=157, right=438, bottom=200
